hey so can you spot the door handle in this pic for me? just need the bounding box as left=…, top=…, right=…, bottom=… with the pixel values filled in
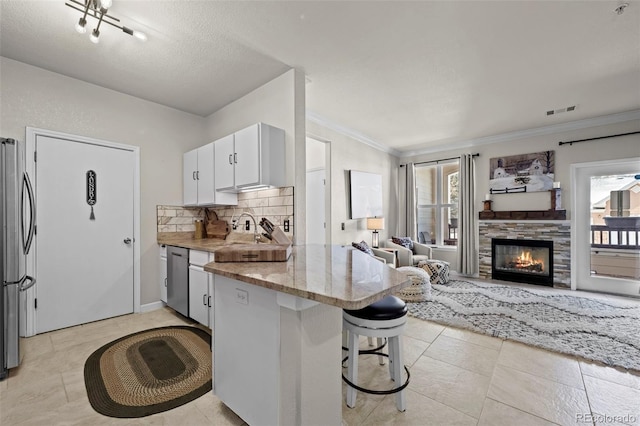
left=123, top=238, right=132, bottom=244
left=208, top=296, right=211, bottom=307
left=164, top=278, right=167, bottom=287
left=228, top=154, right=233, bottom=165
left=192, top=171, right=196, bottom=180
left=203, top=294, right=207, bottom=306
left=196, top=171, right=199, bottom=180
left=234, top=153, right=237, bottom=164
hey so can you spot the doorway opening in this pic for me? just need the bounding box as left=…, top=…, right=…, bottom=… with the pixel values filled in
left=306, top=136, right=331, bottom=245
left=572, top=157, right=640, bottom=298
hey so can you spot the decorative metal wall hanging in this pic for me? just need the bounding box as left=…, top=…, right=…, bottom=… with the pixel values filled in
left=87, top=170, right=97, bottom=220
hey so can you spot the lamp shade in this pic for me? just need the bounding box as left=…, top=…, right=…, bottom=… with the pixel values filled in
left=367, top=217, right=384, bottom=231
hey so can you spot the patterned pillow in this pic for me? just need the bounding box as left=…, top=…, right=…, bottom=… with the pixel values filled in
left=352, top=240, right=374, bottom=256
left=396, top=266, right=431, bottom=302
left=392, top=236, right=414, bottom=250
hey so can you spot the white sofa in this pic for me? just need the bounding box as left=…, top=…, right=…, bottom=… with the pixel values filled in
left=383, top=239, right=432, bottom=267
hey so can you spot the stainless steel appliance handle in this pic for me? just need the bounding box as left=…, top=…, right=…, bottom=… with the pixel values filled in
left=4, top=274, right=36, bottom=292
left=19, top=275, right=36, bottom=292
left=22, top=172, right=36, bottom=255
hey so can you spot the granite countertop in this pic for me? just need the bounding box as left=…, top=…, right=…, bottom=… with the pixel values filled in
left=157, top=232, right=256, bottom=252
left=203, top=244, right=411, bottom=310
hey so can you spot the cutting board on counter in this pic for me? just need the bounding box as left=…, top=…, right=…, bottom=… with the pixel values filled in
left=205, top=209, right=229, bottom=239
left=214, top=243, right=292, bottom=262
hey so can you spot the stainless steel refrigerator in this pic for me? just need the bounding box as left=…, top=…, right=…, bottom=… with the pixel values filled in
left=1, top=138, right=36, bottom=380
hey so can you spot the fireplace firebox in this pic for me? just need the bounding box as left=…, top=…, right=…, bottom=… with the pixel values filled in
left=491, top=238, right=554, bottom=286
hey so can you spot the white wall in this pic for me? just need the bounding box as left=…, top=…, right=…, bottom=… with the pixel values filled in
left=306, top=121, right=400, bottom=246
left=203, top=69, right=307, bottom=242
left=0, top=57, right=206, bottom=305
left=405, top=116, right=640, bottom=220
left=306, top=137, right=326, bottom=171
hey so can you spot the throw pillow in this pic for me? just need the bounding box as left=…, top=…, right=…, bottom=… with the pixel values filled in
left=392, top=236, right=414, bottom=250
left=396, top=266, right=431, bottom=302
left=352, top=240, right=374, bottom=256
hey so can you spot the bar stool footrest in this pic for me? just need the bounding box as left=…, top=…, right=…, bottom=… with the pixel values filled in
left=341, top=353, right=411, bottom=396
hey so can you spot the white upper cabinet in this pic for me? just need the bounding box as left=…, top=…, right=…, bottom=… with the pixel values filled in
left=183, top=148, right=199, bottom=206
left=215, top=123, right=285, bottom=192
left=214, top=134, right=235, bottom=191
left=183, top=142, right=237, bottom=206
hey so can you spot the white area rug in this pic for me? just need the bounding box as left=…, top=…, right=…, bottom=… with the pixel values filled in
left=408, top=280, right=640, bottom=372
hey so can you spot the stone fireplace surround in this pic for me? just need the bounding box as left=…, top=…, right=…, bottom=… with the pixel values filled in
left=479, top=220, right=571, bottom=288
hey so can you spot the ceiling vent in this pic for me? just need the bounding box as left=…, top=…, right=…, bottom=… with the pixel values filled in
left=546, top=105, right=576, bottom=116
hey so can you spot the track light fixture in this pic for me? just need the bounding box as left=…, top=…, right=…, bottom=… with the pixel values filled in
left=65, top=0, right=146, bottom=43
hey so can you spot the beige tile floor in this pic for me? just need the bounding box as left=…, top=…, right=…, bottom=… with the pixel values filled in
left=1, top=292, right=639, bottom=426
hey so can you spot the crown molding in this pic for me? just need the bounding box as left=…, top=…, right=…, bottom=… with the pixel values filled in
left=306, top=109, right=640, bottom=159
left=399, top=109, right=640, bottom=158
left=306, top=110, right=402, bottom=157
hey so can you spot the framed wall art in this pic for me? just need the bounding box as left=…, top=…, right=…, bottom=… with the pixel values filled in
left=489, top=150, right=555, bottom=194
left=349, top=170, right=383, bottom=219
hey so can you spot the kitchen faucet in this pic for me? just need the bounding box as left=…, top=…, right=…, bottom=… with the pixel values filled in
left=232, top=211, right=260, bottom=243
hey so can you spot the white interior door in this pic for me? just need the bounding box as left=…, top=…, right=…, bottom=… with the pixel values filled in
left=35, top=135, right=135, bottom=333
left=306, top=169, right=326, bottom=245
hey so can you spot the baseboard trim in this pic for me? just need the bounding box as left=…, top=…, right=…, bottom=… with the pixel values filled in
left=140, top=301, right=165, bottom=313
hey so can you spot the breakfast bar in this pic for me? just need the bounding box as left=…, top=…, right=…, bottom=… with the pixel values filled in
left=204, top=244, right=410, bottom=425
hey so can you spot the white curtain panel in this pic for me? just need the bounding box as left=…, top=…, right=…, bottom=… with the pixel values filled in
left=457, top=154, right=478, bottom=275
left=397, top=164, right=407, bottom=237
left=406, top=163, right=417, bottom=241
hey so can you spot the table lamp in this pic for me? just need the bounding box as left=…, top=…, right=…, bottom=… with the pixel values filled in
left=366, top=217, right=385, bottom=248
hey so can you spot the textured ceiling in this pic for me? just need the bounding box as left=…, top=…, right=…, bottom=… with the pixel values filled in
left=1, top=1, right=639, bottom=153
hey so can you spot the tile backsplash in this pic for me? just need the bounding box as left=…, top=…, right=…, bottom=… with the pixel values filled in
left=157, top=186, right=294, bottom=239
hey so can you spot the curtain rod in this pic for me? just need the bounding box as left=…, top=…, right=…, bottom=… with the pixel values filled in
left=400, top=153, right=479, bottom=167
left=558, top=131, right=640, bottom=146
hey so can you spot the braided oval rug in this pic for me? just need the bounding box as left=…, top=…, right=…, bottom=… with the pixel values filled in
left=84, top=326, right=212, bottom=418
left=408, top=280, right=640, bottom=372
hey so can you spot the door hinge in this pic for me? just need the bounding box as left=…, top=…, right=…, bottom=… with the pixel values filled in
left=34, top=298, right=37, bottom=309
left=34, top=151, right=37, bottom=162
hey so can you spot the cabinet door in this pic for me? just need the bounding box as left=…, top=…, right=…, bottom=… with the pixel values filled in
left=183, top=149, right=199, bottom=206
left=197, top=143, right=215, bottom=205
left=234, top=124, right=261, bottom=189
left=214, top=134, right=235, bottom=191
left=159, top=256, right=167, bottom=303
left=189, top=266, right=209, bottom=326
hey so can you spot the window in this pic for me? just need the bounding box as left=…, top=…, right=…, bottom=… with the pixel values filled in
left=415, top=160, right=459, bottom=246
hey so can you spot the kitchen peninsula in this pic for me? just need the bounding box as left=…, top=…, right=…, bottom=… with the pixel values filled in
left=204, top=244, right=410, bottom=425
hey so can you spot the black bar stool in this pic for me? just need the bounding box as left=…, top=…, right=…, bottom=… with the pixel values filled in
left=342, top=295, right=409, bottom=412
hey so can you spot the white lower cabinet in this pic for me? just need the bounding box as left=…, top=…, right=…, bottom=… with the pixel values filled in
left=159, top=245, right=167, bottom=304
left=188, top=250, right=213, bottom=327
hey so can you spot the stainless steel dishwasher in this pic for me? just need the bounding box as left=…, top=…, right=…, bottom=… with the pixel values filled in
left=167, top=246, right=189, bottom=317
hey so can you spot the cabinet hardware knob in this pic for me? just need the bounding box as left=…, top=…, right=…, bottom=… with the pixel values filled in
left=123, top=237, right=132, bottom=244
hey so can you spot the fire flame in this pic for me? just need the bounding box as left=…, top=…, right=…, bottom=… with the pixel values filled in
left=515, top=250, right=544, bottom=269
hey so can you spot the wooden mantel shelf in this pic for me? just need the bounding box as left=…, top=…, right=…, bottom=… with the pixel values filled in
left=479, top=210, right=566, bottom=220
